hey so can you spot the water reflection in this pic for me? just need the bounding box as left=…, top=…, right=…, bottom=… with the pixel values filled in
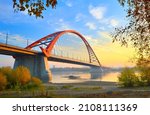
left=90, top=72, right=103, bottom=79
left=99, top=72, right=119, bottom=82
left=51, top=71, right=120, bottom=83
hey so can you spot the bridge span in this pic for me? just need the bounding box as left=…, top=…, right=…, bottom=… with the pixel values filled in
left=0, top=30, right=102, bottom=82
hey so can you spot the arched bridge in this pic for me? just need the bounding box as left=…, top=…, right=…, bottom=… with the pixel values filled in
left=0, top=30, right=102, bottom=82
left=26, top=30, right=101, bottom=67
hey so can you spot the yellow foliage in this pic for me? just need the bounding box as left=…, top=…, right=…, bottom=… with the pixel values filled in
left=31, top=77, right=42, bottom=86
left=14, top=66, right=31, bottom=85
left=0, top=66, right=12, bottom=77
left=0, top=73, right=7, bottom=91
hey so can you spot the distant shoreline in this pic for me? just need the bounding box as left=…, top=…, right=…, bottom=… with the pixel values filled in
left=51, top=67, right=122, bottom=73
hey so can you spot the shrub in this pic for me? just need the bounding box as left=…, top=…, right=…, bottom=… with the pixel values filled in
left=0, top=66, right=12, bottom=80
left=0, top=73, right=7, bottom=91
left=0, top=67, right=14, bottom=88
left=21, top=77, right=43, bottom=90
left=138, top=67, right=150, bottom=86
left=13, top=66, right=31, bottom=85
left=118, top=68, right=139, bottom=87
left=0, top=66, right=44, bottom=91
left=31, top=77, right=42, bottom=87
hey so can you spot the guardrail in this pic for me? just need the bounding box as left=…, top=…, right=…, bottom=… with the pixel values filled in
left=0, top=32, right=33, bottom=48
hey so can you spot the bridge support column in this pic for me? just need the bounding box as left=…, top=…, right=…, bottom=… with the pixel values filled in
left=14, top=55, right=52, bottom=82
left=90, top=66, right=102, bottom=73
left=90, top=66, right=103, bottom=79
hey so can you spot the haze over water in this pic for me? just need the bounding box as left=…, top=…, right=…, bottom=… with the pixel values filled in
left=51, top=70, right=119, bottom=83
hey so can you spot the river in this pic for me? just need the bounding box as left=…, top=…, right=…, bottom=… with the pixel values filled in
left=51, top=70, right=120, bottom=83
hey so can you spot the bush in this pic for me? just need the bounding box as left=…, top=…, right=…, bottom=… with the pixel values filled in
left=31, top=77, right=42, bottom=87
left=13, top=66, right=31, bottom=86
left=0, top=73, right=7, bottom=91
left=0, top=66, right=44, bottom=91
left=21, top=77, right=43, bottom=90
left=0, top=67, right=13, bottom=81
left=118, top=68, right=138, bottom=87
left=0, top=67, right=14, bottom=88
left=138, top=67, right=150, bottom=85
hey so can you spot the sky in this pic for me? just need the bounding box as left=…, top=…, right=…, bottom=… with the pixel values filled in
left=0, top=0, right=136, bottom=68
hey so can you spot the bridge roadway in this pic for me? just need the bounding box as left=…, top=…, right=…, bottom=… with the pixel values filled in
left=0, top=43, right=100, bottom=67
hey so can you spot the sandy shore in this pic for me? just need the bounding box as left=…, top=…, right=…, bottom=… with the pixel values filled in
left=44, top=81, right=150, bottom=98
left=1, top=81, right=150, bottom=98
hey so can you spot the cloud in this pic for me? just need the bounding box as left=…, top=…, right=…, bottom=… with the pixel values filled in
left=85, top=22, right=96, bottom=30
left=98, top=31, right=112, bottom=41
left=99, top=26, right=106, bottom=31
left=84, top=35, right=99, bottom=46
left=66, top=2, right=73, bottom=7
left=110, top=19, right=119, bottom=27
left=75, top=13, right=84, bottom=22
left=51, top=19, right=71, bottom=31
left=89, top=5, right=106, bottom=20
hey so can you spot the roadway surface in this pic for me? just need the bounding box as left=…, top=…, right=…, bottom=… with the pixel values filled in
left=0, top=43, right=100, bottom=67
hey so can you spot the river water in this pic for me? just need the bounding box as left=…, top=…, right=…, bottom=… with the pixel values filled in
left=51, top=71, right=120, bottom=83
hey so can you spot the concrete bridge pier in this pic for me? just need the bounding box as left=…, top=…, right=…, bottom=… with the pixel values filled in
left=90, top=66, right=103, bottom=79
left=90, top=66, right=103, bottom=73
left=14, top=54, right=52, bottom=82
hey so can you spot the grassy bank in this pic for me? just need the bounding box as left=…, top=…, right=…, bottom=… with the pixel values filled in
left=0, top=81, right=150, bottom=98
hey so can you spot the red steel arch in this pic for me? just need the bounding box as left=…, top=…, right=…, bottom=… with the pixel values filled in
left=26, top=30, right=101, bottom=66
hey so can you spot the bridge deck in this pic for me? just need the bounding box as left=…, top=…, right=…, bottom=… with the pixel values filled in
left=49, top=55, right=100, bottom=67
left=0, top=43, right=100, bottom=67
left=0, top=43, right=38, bottom=56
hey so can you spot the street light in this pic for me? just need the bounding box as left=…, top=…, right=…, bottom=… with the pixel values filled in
left=5, top=33, right=9, bottom=45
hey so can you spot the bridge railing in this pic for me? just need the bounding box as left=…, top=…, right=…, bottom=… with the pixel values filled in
left=0, top=33, right=88, bottom=62
left=51, top=50, right=90, bottom=63
left=0, top=32, right=33, bottom=48
left=0, top=33, right=98, bottom=65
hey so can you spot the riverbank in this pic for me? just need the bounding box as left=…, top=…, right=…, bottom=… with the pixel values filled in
left=1, top=81, right=150, bottom=98
left=44, top=81, right=150, bottom=98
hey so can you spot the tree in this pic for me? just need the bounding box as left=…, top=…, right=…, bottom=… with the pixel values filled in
left=113, top=0, right=150, bottom=66
left=13, top=0, right=57, bottom=18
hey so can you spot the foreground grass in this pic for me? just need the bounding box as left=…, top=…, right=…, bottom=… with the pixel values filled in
left=1, top=82, right=150, bottom=98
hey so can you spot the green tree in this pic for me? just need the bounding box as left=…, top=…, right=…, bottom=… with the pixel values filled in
left=138, top=66, right=150, bottom=85
left=113, top=0, right=150, bottom=66
left=13, top=0, right=57, bottom=18
left=118, top=67, right=138, bottom=87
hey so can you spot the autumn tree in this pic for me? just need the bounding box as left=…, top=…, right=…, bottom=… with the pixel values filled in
left=13, top=0, right=57, bottom=18
left=113, top=0, right=150, bottom=66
